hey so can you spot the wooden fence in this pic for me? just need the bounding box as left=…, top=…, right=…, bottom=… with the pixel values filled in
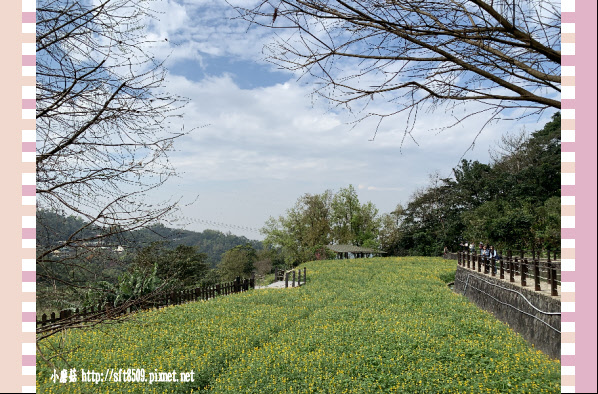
left=453, top=249, right=561, bottom=296
left=274, top=267, right=307, bottom=288
left=37, top=274, right=255, bottom=327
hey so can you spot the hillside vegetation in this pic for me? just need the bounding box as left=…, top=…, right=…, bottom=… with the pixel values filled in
left=36, top=212, right=268, bottom=315
left=37, top=257, right=560, bottom=393
left=37, top=211, right=262, bottom=267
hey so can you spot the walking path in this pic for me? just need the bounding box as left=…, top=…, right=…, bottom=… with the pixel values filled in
left=255, top=280, right=302, bottom=289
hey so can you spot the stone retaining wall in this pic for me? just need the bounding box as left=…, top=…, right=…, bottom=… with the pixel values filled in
left=454, top=266, right=561, bottom=360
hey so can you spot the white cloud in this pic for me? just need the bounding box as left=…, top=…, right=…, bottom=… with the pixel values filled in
left=134, top=0, right=558, bottom=239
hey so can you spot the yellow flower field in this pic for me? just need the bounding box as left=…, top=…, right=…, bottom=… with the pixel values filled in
left=37, top=257, right=560, bottom=393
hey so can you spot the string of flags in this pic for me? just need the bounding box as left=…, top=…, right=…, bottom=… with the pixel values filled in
left=168, top=215, right=261, bottom=234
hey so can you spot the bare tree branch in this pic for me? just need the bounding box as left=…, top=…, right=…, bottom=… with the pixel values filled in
left=230, top=0, right=561, bottom=138
left=36, top=0, right=192, bottom=333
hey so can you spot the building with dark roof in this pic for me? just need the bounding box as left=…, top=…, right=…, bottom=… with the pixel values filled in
left=326, top=244, right=386, bottom=259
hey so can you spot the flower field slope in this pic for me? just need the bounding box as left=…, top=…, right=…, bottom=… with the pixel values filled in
left=37, top=257, right=560, bottom=393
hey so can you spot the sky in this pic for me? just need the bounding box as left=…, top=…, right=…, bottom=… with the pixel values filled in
left=136, top=0, right=558, bottom=240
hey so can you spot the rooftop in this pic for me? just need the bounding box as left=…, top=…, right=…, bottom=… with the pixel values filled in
left=326, top=244, right=386, bottom=254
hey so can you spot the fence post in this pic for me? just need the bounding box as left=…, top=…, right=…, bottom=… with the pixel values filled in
left=491, top=257, right=496, bottom=277
left=499, top=253, right=504, bottom=280
left=304, top=267, right=307, bottom=283
left=550, top=264, right=558, bottom=296
left=298, top=269, right=302, bottom=286
left=250, top=272, right=255, bottom=289
left=477, top=253, right=482, bottom=273
left=508, top=251, right=514, bottom=283
left=467, top=250, right=470, bottom=269
left=546, top=252, right=552, bottom=286
left=285, top=272, right=289, bottom=288
left=521, top=258, right=527, bottom=287
left=292, top=270, right=296, bottom=287
left=546, top=252, right=558, bottom=296
left=216, top=283, right=221, bottom=297
left=534, top=259, right=542, bottom=291
left=235, top=276, right=241, bottom=293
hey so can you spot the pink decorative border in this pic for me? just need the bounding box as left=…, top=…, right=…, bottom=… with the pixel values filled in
left=562, top=1, right=598, bottom=392
left=22, top=0, right=36, bottom=392
left=560, top=2, right=576, bottom=392
left=8, top=0, right=597, bottom=392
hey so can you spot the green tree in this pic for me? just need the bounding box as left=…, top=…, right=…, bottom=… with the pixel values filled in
left=330, top=185, right=361, bottom=244
left=395, top=114, right=560, bottom=255
left=254, top=248, right=286, bottom=276
left=261, top=191, right=333, bottom=265
left=531, top=196, right=561, bottom=252
left=131, top=243, right=209, bottom=288
left=331, top=185, right=380, bottom=247
left=262, top=186, right=382, bottom=264
left=218, top=244, right=257, bottom=281
left=379, top=205, right=404, bottom=256
left=353, top=201, right=381, bottom=248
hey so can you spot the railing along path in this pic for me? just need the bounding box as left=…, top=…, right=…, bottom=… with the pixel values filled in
left=451, top=249, right=561, bottom=297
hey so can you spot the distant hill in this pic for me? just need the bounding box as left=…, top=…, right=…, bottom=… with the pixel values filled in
left=36, top=209, right=263, bottom=266
left=128, top=223, right=263, bottom=266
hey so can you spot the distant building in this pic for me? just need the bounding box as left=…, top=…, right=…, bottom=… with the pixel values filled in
left=326, top=244, right=386, bottom=259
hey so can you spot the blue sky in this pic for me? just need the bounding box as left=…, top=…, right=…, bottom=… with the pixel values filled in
left=139, top=0, right=559, bottom=239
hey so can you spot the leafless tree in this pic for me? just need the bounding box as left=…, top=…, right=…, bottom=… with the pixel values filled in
left=231, top=0, right=561, bottom=140
left=36, top=0, right=190, bottom=323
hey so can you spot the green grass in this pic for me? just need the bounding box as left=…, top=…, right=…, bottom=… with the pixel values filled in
left=37, top=257, right=560, bottom=393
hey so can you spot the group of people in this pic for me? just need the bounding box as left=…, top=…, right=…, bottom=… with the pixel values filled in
left=460, top=241, right=498, bottom=258
left=458, top=241, right=501, bottom=274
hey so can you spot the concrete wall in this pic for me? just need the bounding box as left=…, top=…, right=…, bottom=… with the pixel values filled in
left=454, top=266, right=560, bottom=360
